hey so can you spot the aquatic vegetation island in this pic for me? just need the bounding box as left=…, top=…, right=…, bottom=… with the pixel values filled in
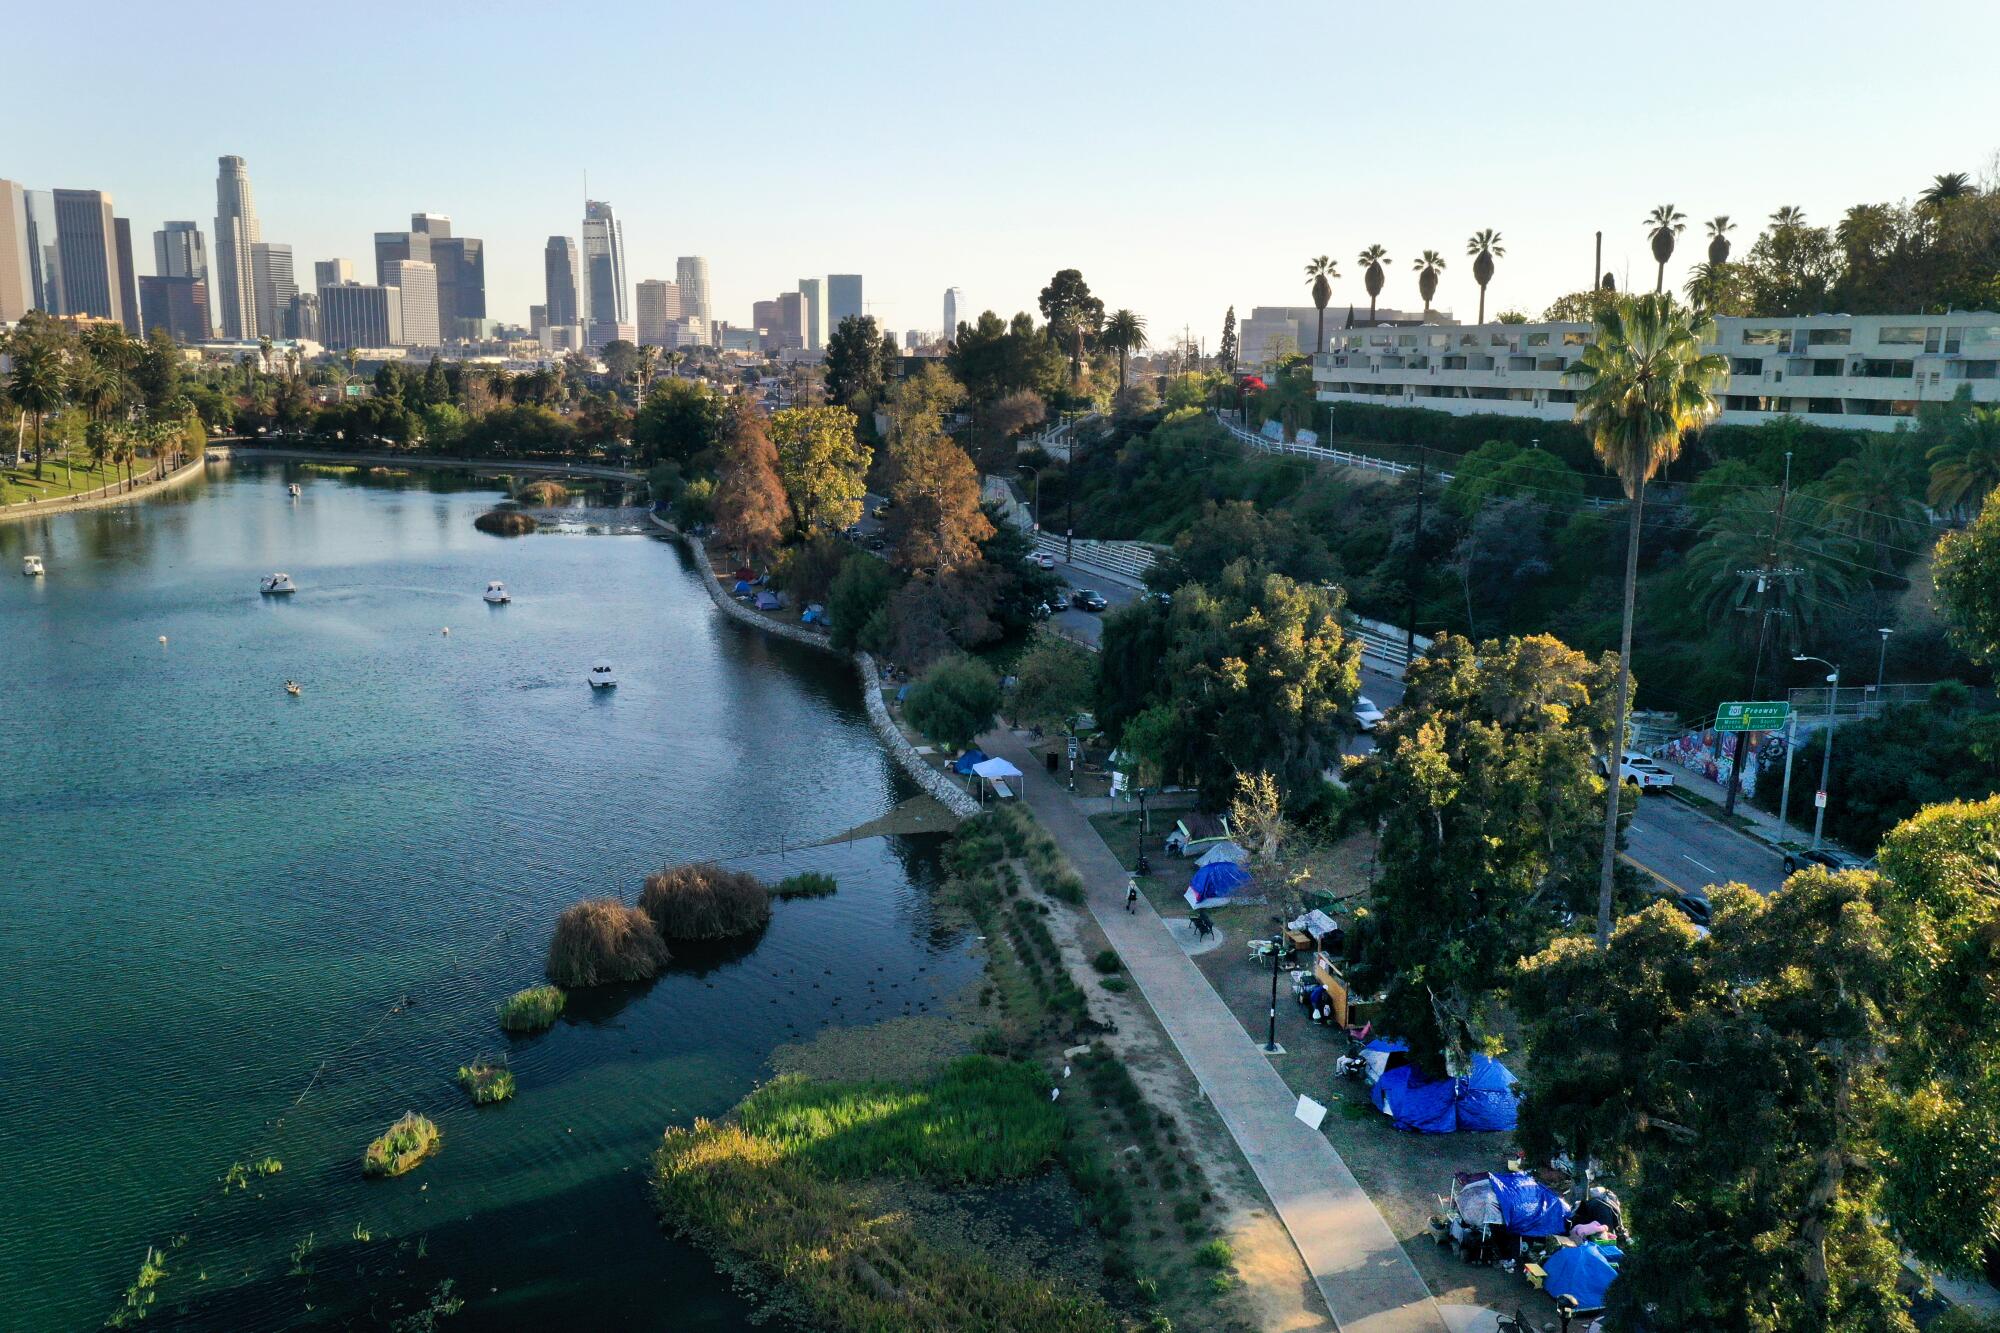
left=496, top=984, right=566, bottom=1032
left=638, top=862, right=773, bottom=940
left=544, top=898, right=672, bottom=987
left=361, top=1112, right=440, bottom=1178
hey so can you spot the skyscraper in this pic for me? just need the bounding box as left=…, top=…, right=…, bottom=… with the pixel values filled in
left=154, top=222, right=208, bottom=282
left=0, top=180, right=31, bottom=321
left=635, top=279, right=680, bottom=346
left=286, top=292, right=318, bottom=342
left=252, top=243, right=296, bottom=341
left=774, top=291, right=805, bottom=351
left=675, top=256, right=711, bottom=340
left=581, top=200, right=628, bottom=346
left=943, top=287, right=966, bottom=342
left=544, top=237, right=580, bottom=331
left=113, top=218, right=140, bottom=333
left=827, top=274, right=863, bottom=331
left=798, top=277, right=824, bottom=352
left=382, top=258, right=439, bottom=346
left=431, top=236, right=484, bottom=339
left=139, top=276, right=210, bottom=344
left=213, top=155, right=260, bottom=338
left=314, top=258, right=352, bottom=291
left=319, top=282, right=402, bottom=350
left=751, top=299, right=780, bottom=338
left=374, top=229, right=430, bottom=285
left=410, top=213, right=451, bottom=238
left=51, top=189, right=122, bottom=321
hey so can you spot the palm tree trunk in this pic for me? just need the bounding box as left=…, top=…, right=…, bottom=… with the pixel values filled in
left=1477, top=287, right=1487, bottom=325
left=1596, top=483, right=1646, bottom=946
left=31, top=413, right=44, bottom=481
left=1654, top=263, right=1665, bottom=294
left=14, top=408, right=24, bottom=468
left=1118, top=346, right=1128, bottom=387
left=1316, top=308, right=1326, bottom=358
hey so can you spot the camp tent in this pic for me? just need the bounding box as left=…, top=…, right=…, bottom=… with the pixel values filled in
left=953, top=749, right=989, bottom=775
left=1196, top=840, right=1250, bottom=867
left=1485, top=1172, right=1571, bottom=1237
left=1456, top=1054, right=1521, bottom=1132
left=1370, top=1065, right=1458, bottom=1133
left=1360, top=1037, right=1409, bottom=1086
left=1186, top=860, right=1250, bottom=903
left=1543, top=1243, right=1620, bottom=1311
left=755, top=590, right=783, bottom=611
left=971, top=756, right=1023, bottom=800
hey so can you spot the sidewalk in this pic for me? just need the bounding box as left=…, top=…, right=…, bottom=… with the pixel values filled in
left=981, top=727, right=1451, bottom=1333
left=1665, top=767, right=1800, bottom=847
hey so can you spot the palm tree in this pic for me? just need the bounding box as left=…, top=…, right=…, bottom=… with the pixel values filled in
left=635, top=343, right=660, bottom=407
left=5, top=323, right=67, bottom=480
left=1818, top=437, right=1927, bottom=569
left=1304, top=256, right=1338, bottom=354
left=1644, top=204, right=1687, bottom=292
left=257, top=334, right=274, bottom=381
left=1920, top=172, right=1976, bottom=207
left=1412, top=250, right=1446, bottom=319
left=1927, top=404, right=2000, bottom=515
left=1682, top=490, right=1860, bottom=634
left=1683, top=262, right=1728, bottom=313
left=1705, top=216, right=1734, bottom=266
left=1565, top=294, right=1728, bottom=946
left=1100, top=309, right=1148, bottom=386
left=1357, top=245, right=1390, bottom=322
left=1769, top=205, right=1808, bottom=231
left=1465, top=230, right=1503, bottom=324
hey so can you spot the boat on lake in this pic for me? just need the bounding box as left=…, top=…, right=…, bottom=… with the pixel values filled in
left=22, top=555, right=44, bottom=576
left=484, top=580, right=511, bottom=604
left=261, top=572, right=297, bottom=595
left=587, top=659, right=618, bottom=688
left=288, top=483, right=301, bottom=497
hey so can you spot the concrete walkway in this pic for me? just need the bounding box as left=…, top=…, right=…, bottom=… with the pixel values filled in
left=981, top=727, right=1450, bottom=1333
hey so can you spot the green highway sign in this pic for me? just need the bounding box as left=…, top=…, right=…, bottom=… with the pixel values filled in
left=1715, top=700, right=1790, bottom=732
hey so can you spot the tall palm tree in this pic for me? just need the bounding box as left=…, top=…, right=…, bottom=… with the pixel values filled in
left=1769, top=205, right=1808, bottom=231
left=1357, top=245, right=1390, bottom=323
left=5, top=324, right=67, bottom=480
left=1304, top=256, right=1338, bottom=355
left=1683, top=262, right=1726, bottom=313
left=1100, top=309, right=1148, bottom=386
left=1704, top=216, right=1734, bottom=266
left=1927, top=404, right=2000, bottom=515
left=635, top=343, right=660, bottom=407
left=1818, top=437, right=1927, bottom=569
left=1565, top=294, right=1728, bottom=946
left=1645, top=204, right=1687, bottom=292
left=1465, top=230, right=1503, bottom=324
left=1682, top=489, right=1860, bottom=635
left=1920, top=172, right=1976, bottom=207
left=257, top=334, right=274, bottom=381
left=1412, top=250, right=1446, bottom=319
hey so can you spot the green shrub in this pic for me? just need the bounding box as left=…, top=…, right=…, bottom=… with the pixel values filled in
left=1173, top=1199, right=1202, bottom=1223
left=639, top=862, right=772, bottom=940
left=1192, top=1239, right=1232, bottom=1270
left=498, top=984, right=565, bottom=1032
left=546, top=898, right=673, bottom=985
left=1099, top=977, right=1128, bottom=993
left=1090, top=949, right=1122, bottom=974
left=903, top=655, right=1002, bottom=752
left=362, top=1112, right=440, bottom=1178
left=773, top=871, right=838, bottom=899
left=458, top=1060, right=516, bottom=1105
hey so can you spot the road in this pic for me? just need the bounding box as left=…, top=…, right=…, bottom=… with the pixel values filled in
left=1043, top=555, right=1140, bottom=646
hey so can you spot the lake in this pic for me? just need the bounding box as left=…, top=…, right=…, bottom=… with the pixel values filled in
left=0, top=459, right=979, bottom=1330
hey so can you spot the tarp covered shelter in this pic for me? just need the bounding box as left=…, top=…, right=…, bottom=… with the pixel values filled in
left=1187, top=860, right=1250, bottom=903
left=1196, top=840, right=1250, bottom=867
left=1370, top=1065, right=1458, bottom=1133
left=953, top=749, right=988, bottom=775
left=1454, top=1175, right=1504, bottom=1230
left=1543, top=1243, right=1620, bottom=1310
left=1360, top=1037, right=1409, bottom=1085
left=755, top=590, right=782, bottom=610
left=1456, top=1054, right=1521, bottom=1132
left=1486, top=1172, right=1572, bottom=1237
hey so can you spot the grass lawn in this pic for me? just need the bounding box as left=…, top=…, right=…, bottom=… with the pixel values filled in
left=1, top=455, right=149, bottom=506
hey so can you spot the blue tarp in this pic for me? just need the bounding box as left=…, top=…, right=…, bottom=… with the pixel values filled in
left=1456, top=1054, right=1521, bottom=1132
left=1391, top=1069, right=1459, bottom=1133
left=1487, top=1172, right=1572, bottom=1237
left=1543, top=1243, right=1619, bottom=1310
left=1371, top=1064, right=1410, bottom=1114
left=755, top=591, right=782, bottom=610
left=953, top=749, right=988, bottom=775
left=732, top=580, right=753, bottom=594
left=1188, top=860, right=1250, bottom=902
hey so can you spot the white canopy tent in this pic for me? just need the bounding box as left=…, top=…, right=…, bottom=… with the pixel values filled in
left=971, top=756, right=1023, bottom=800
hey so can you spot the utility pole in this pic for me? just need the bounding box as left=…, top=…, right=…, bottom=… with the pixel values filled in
left=1404, top=452, right=1428, bottom=667
left=1725, top=451, right=1795, bottom=814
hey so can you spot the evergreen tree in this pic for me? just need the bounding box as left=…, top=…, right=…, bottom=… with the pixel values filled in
left=1218, top=306, right=1238, bottom=375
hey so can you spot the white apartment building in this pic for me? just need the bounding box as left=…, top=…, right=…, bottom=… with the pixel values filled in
left=382, top=258, right=439, bottom=347
left=1313, top=311, right=2000, bottom=433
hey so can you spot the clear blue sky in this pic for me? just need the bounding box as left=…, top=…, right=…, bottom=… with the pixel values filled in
left=12, top=0, right=2000, bottom=344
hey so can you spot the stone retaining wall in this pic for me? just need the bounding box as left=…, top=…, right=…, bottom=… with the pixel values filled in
left=656, top=513, right=981, bottom=818
left=0, top=452, right=208, bottom=525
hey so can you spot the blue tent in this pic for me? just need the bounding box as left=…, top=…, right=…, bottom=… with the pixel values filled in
left=953, top=749, right=988, bottom=775
left=755, top=590, right=782, bottom=610
left=1543, top=1243, right=1620, bottom=1310
left=1456, top=1053, right=1521, bottom=1132
left=1187, top=860, right=1250, bottom=903
left=1487, top=1172, right=1572, bottom=1237
left=1371, top=1064, right=1410, bottom=1114
left=732, top=579, right=753, bottom=594
left=1390, top=1068, right=1459, bottom=1133
left=1360, top=1037, right=1409, bottom=1085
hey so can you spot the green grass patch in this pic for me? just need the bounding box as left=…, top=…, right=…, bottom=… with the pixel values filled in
left=362, top=1112, right=440, bottom=1178
left=1090, top=949, right=1122, bottom=975
left=1098, top=977, right=1129, bottom=993
left=497, top=984, right=565, bottom=1032
left=773, top=871, right=838, bottom=899
left=1, top=455, right=146, bottom=507
left=1192, top=1238, right=1233, bottom=1270
left=458, top=1060, right=516, bottom=1105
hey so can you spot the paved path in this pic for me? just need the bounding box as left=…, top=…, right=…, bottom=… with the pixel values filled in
left=980, top=727, right=1450, bottom=1333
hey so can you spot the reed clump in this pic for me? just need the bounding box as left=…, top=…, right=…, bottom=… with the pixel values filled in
left=772, top=871, right=838, bottom=900
left=514, top=479, right=570, bottom=505
left=458, top=1060, right=516, bottom=1105
left=473, top=508, right=537, bottom=535
left=639, top=862, right=772, bottom=940
left=362, top=1112, right=440, bottom=1178
left=546, top=898, right=672, bottom=987
left=497, top=984, right=565, bottom=1032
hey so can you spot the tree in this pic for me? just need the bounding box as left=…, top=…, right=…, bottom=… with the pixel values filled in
left=948, top=311, right=1067, bottom=406
left=1411, top=251, right=1446, bottom=319
left=1683, top=260, right=1752, bottom=316
left=1566, top=294, right=1728, bottom=945
left=1036, top=269, right=1103, bottom=386
left=599, top=339, right=640, bottom=387
left=770, top=405, right=870, bottom=533
left=1357, top=245, right=1389, bottom=322
left=1009, top=635, right=1096, bottom=732
left=1745, top=210, right=1843, bottom=315
left=1357, top=633, right=1618, bottom=1067
left=827, top=554, right=897, bottom=652
left=1541, top=288, right=1618, bottom=324
left=825, top=315, right=894, bottom=409
left=1934, top=485, right=2000, bottom=663
left=1681, top=490, right=1860, bottom=635
left=1151, top=499, right=1335, bottom=589
left=1705, top=214, right=1736, bottom=267
left=883, top=413, right=992, bottom=573
left=635, top=344, right=660, bottom=406
left=633, top=378, right=724, bottom=468
left=418, top=402, right=468, bottom=454
left=902, top=655, right=1001, bottom=752
left=1920, top=172, right=1977, bottom=207
left=1464, top=230, right=1503, bottom=324
left=1926, top=403, right=2000, bottom=514
left=713, top=400, right=790, bottom=560
left=1645, top=203, right=1687, bottom=292
left=1304, top=256, right=1338, bottom=354
left=1099, top=308, right=1147, bottom=386
left=1817, top=436, right=1927, bottom=568
left=1228, top=771, right=1289, bottom=862
left=4, top=315, right=68, bottom=478
left=1218, top=306, right=1237, bottom=375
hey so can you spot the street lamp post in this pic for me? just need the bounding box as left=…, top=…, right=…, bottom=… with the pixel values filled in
left=1874, top=628, right=1893, bottom=695
left=1795, top=655, right=1840, bottom=850
left=1020, top=463, right=1042, bottom=532
left=1265, top=917, right=1284, bottom=1053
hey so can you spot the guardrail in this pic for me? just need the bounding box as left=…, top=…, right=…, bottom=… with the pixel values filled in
left=1034, top=531, right=1158, bottom=585
left=1349, top=614, right=1432, bottom=676
left=1787, top=683, right=1936, bottom=719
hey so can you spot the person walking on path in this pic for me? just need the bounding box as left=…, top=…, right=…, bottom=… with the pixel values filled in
left=1125, top=879, right=1139, bottom=913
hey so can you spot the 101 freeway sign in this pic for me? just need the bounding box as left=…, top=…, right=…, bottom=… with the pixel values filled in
left=1715, top=701, right=1790, bottom=732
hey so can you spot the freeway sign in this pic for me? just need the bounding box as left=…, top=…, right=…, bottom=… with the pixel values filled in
left=1715, top=700, right=1790, bottom=732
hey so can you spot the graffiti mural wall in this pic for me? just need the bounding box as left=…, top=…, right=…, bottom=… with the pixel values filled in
left=1654, top=727, right=1788, bottom=798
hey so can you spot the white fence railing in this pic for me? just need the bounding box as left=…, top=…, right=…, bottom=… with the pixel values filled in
left=1349, top=614, right=1432, bottom=676
left=1035, top=531, right=1159, bottom=585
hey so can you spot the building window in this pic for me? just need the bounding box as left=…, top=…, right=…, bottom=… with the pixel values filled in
left=1547, top=389, right=1577, bottom=404
left=1742, top=326, right=1786, bottom=346
left=1809, top=397, right=1842, bottom=413
left=1960, top=360, right=1999, bottom=380
left=1806, top=328, right=1851, bottom=346
left=1731, top=357, right=1764, bottom=375
left=1857, top=359, right=1915, bottom=378
left=1428, top=333, right=1448, bottom=348
left=1526, top=332, right=1550, bottom=347
left=1397, top=334, right=1416, bottom=348
left=1878, top=325, right=1927, bottom=345
left=1562, top=331, right=1588, bottom=346
left=1811, top=359, right=1842, bottom=376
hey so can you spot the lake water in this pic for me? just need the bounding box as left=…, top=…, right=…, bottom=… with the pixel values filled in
left=0, top=460, right=979, bottom=1330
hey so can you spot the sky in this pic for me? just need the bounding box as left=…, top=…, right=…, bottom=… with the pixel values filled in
left=12, top=0, right=2000, bottom=347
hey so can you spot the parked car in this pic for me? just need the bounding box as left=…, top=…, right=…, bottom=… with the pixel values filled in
left=1353, top=696, right=1385, bottom=731
left=867, top=536, right=887, bottom=551
left=1596, top=750, right=1675, bottom=790
left=1027, top=551, right=1055, bottom=570
left=1070, top=589, right=1108, bottom=612
left=1672, top=890, right=1711, bottom=928
left=1781, top=847, right=1874, bottom=874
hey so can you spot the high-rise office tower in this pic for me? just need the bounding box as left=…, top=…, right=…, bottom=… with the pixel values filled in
left=635, top=279, right=680, bottom=346
left=0, top=180, right=31, bottom=321
left=318, top=282, right=402, bottom=350
left=154, top=222, right=209, bottom=282
left=544, top=236, right=580, bottom=331
left=675, top=256, right=711, bottom=339
left=529, top=304, right=548, bottom=336
left=798, top=277, right=824, bottom=352
left=23, top=190, right=61, bottom=314
left=431, top=236, right=483, bottom=339
left=113, top=218, right=140, bottom=333
left=286, top=292, right=318, bottom=342
left=381, top=258, right=439, bottom=346
left=775, top=291, right=805, bottom=351
left=827, top=274, right=863, bottom=331
left=942, top=287, right=965, bottom=342
left=314, top=258, right=352, bottom=291
left=410, top=212, right=451, bottom=238
left=140, top=276, right=210, bottom=344
left=581, top=200, right=628, bottom=346
left=251, top=243, right=296, bottom=341
left=374, top=229, right=430, bottom=285
left=213, top=155, right=260, bottom=338
left=751, top=299, right=780, bottom=336
left=51, top=189, right=122, bottom=321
